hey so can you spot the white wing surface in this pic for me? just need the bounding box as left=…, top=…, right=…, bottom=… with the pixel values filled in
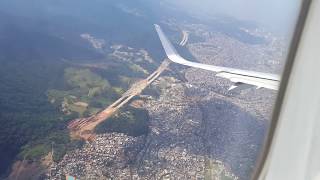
left=154, top=24, right=280, bottom=91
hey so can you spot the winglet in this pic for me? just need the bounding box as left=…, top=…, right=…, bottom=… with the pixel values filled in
left=154, top=24, right=179, bottom=58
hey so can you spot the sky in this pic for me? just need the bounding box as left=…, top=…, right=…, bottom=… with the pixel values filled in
left=164, top=0, right=302, bottom=36
left=0, top=0, right=302, bottom=36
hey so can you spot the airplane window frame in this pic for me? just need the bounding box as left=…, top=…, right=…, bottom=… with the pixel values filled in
left=253, top=0, right=312, bottom=179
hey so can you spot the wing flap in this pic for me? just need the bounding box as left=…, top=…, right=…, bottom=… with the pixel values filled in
left=216, top=72, right=279, bottom=90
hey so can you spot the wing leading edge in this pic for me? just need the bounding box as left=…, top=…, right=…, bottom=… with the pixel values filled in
left=154, top=24, right=280, bottom=91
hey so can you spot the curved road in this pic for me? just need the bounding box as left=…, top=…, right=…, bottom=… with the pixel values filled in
left=179, top=30, right=189, bottom=46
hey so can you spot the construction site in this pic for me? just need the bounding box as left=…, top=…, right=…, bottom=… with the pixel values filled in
left=68, top=59, right=170, bottom=141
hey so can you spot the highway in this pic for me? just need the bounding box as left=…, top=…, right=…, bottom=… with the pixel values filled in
left=179, top=30, right=189, bottom=46
left=68, top=59, right=170, bottom=141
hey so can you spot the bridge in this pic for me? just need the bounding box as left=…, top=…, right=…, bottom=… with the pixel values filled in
left=68, top=59, right=170, bottom=141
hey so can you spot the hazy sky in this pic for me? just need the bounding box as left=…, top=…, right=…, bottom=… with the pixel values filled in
left=0, top=0, right=302, bottom=36
left=164, top=0, right=302, bottom=35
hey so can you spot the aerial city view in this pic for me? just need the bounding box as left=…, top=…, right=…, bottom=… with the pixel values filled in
left=0, top=0, right=296, bottom=179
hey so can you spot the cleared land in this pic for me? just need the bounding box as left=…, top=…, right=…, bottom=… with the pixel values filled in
left=68, top=59, right=170, bottom=140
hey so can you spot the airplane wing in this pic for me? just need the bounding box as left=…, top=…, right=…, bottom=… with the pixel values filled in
left=154, top=24, right=280, bottom=91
